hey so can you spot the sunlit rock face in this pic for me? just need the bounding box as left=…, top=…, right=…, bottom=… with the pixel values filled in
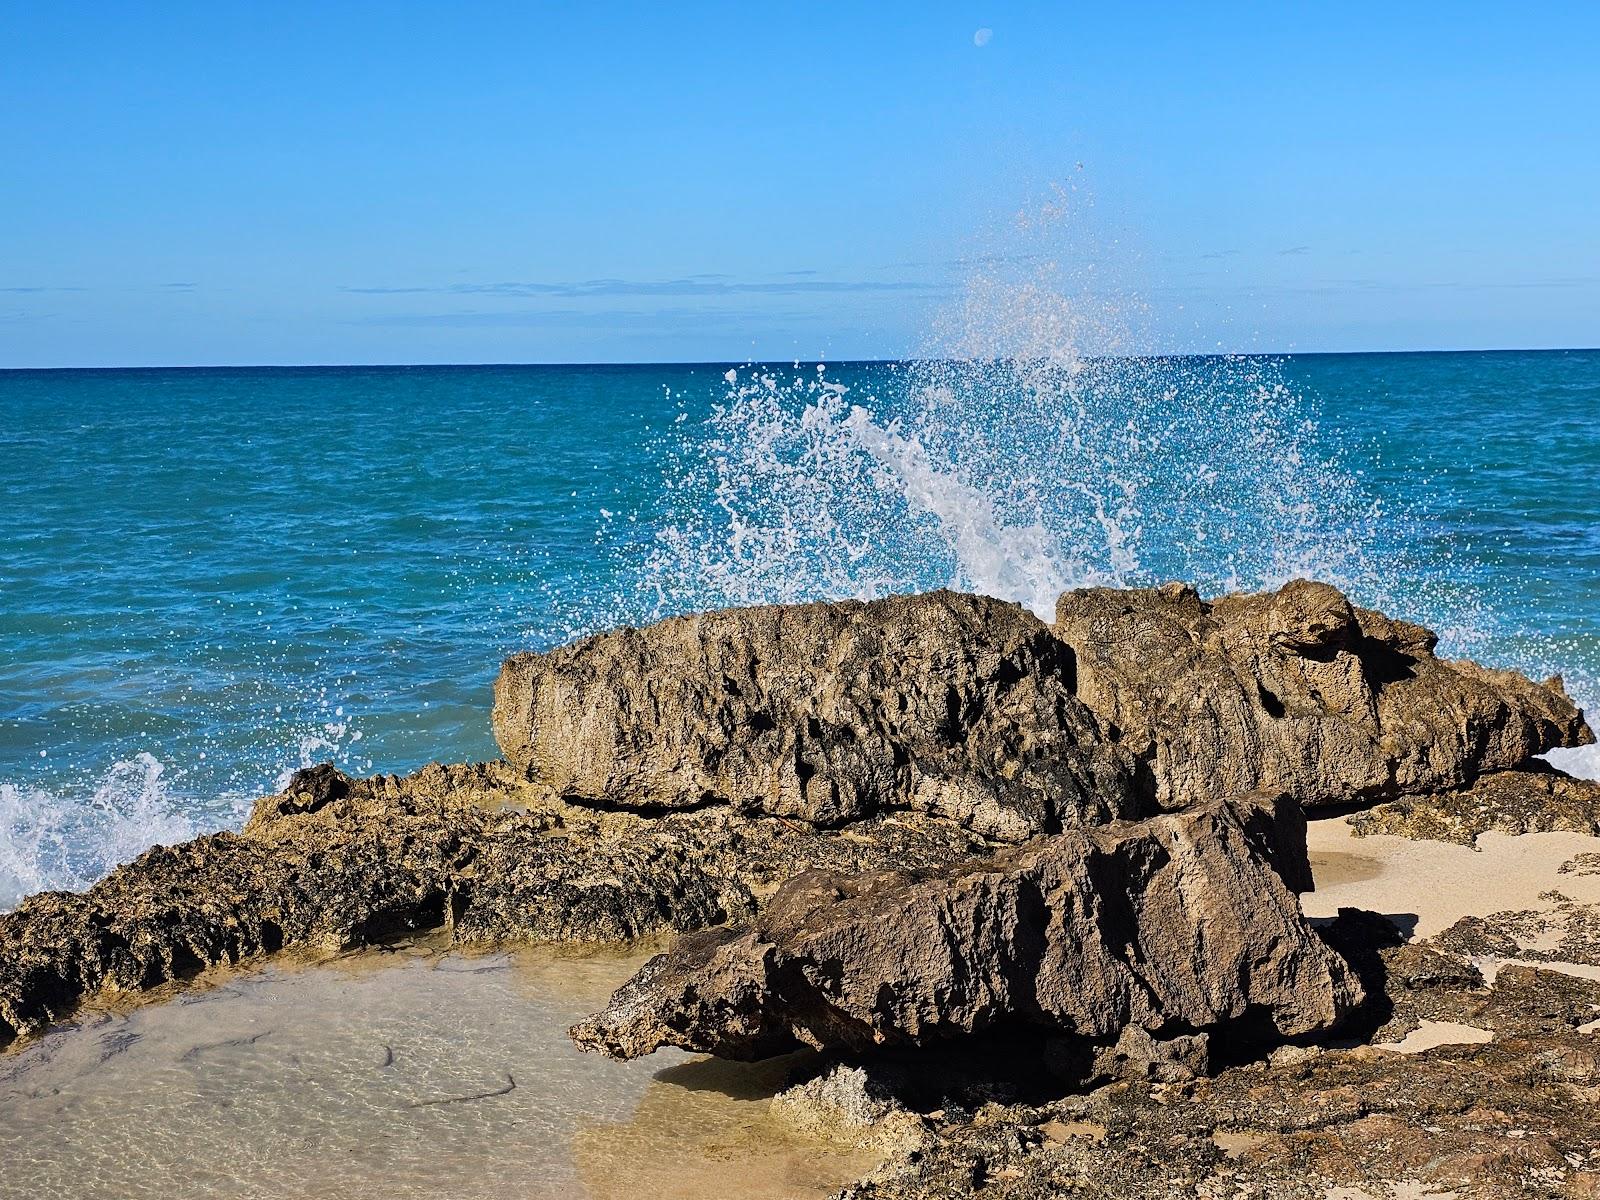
left=494, top=589, right=1141, bottom=842
left=1051, top=579, right=1592, bottom=810
left=569, top=795, right=1362, bottom=1064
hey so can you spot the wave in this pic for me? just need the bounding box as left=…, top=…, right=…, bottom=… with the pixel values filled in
left=0, top=754, right=197, bottom=912
left=633, top=199, right=1417, bottom=629
left=0, top=721, right=368, bottom=913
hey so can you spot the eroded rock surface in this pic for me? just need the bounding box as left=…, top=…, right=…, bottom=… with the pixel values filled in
left=570, top=796, right=1361, bottom=1063
left=1432, top=894, right=1600, bottom=968
left=494, top=590, right=1139, bottom=841
left=0, top=761, right=1009, bottom=1047
left=1052, top=579, right=1591, bottom=810
left=830, top=930, right=1600, bottom=1200
left=6, top=580, right=1590, bottom=1055
left=1349, top=764, right=1600, bottom=845
left=0, top=762, right=747, bottom=1044
left=495, top=582, right=1589, bottom=846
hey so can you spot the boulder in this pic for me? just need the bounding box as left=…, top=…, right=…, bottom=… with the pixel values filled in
left=1052, top=579, right=1591, bottom=809
left=495, top=582, right=1588, bottom=840
left=494, top=590, right=1139, bottom=841
left=568, top=795, right=1362, bottom=1063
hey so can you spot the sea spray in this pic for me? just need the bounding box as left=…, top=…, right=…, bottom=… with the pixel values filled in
left=0, top=754, right=195, bottom=911
left=0, top=712, right=368, bottom=911
left=634, top=221, right=1407, bottom=626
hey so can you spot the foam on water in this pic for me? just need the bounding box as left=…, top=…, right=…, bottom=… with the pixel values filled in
left=0, top=754, right=198, bottom=911
left=0, top=716, right=363, bottom=911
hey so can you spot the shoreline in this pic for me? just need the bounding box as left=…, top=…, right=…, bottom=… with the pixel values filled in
left=3, top=578, right=1598, bottom=1199
left=8, top=814, right=1600, bottom=1198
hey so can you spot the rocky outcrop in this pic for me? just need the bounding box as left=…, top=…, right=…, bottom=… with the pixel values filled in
left=832, top=951, right=1600, bottom=1200
left=1348, top=764, right=1600, bottom=845
left=0, top=760, right=1015, bottom=1047
left=6, top=581, right=1589, bottom=1052
left=569, top=796, right=1361, bottom=1063
left=494, top=590, right=1140, bottom=841
left=495, top=582, right=1590, bottom=846
left=1052, top=579, right=1591, bottom=810
left=0, top=763, right=741, bottom=1045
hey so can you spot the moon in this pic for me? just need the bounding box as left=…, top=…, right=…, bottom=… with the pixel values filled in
left=974, top=27, right=993, bottom=47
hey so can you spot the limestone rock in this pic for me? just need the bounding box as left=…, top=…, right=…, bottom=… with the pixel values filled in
left=834, top=950, right=1600, bottom=1200
left=1348, top=765, right=1600, bottom=845
left=0, top=764, right=743, bottom=1045
left=1052, top=579, right=1591, bottom=809
left=493, top=590, right=1140, bottom=842
left=770, top=1062, right=907, bottom=1146
left=569, top=796, right=1362, bottom=1062
left=0, top=760, right=1019, bottom=1047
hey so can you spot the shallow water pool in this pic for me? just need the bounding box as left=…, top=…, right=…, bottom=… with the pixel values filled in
left=0, top=941, right=878, bottom=1200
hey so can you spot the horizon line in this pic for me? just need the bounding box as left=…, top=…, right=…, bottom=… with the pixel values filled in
left=3, top=345, right=1599, bottom=373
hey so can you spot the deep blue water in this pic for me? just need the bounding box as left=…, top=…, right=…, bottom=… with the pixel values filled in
left=2, top=351, right=1597, bottom=905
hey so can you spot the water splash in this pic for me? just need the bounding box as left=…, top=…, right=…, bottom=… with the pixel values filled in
left=637, top=202, right=1402, bottom=625
left=0, top=754, right=197, bottom=911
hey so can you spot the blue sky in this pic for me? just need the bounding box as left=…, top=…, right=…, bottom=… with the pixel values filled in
left=2, top=2, right=1596, bottom=366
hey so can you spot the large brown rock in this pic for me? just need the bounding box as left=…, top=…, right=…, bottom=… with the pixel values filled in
left=1052, top=579, right=1592, bottom=810
left=494, top=590, right=1140, bottom=841
left=569, top=796, right=1361, bottom=1063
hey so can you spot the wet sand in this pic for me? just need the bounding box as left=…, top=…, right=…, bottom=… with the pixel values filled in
left=0, top=940, right=878, bottom=1200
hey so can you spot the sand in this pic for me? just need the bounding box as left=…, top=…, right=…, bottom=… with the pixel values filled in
left=1304, top=817, right=1600, bottom=939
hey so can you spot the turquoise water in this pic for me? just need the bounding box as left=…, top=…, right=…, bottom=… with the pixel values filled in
left=2, top=351, right=1597, bottom=906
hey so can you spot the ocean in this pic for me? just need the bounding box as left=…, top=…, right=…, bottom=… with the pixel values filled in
left=2, top=350, right=1597, bottom=908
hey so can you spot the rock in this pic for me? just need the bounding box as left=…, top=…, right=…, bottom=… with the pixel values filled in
left=1052, top=579, right=1592, bottom=810
left=1087, top=1025, right=1211, bottom=1084
left=1432, top=895, right=1600, bottom=968
left=8, top=581, right=1584, bottom=1052
left=0, top=760, right=1020, bottom=1047
left=493, top=590, right=1140, bottom=842
left=569, top=796, right=1362, bottom=1063
left=1348, top=764, right=1600, bottom=845
left=0, top=763, right=745, bottom=1045
left=770, top=1062, right=906, bottom=1144
left=495, top=581, right=1588, bottom=842
left=835, top=958, right=1600, bottom=1200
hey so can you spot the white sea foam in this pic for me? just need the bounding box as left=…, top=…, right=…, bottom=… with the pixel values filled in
left=1548, top=743, right=1600, bottom=782
left=1544, top=679, right=1600, bottom=781
left=1, top=709, right=371, bottom=911
left=639, top=194, right=1407, bottom=627
left=0, top=754, right=197, bottom=912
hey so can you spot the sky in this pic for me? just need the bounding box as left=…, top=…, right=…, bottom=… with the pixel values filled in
left=2, top=2, right=1597, bottom=367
